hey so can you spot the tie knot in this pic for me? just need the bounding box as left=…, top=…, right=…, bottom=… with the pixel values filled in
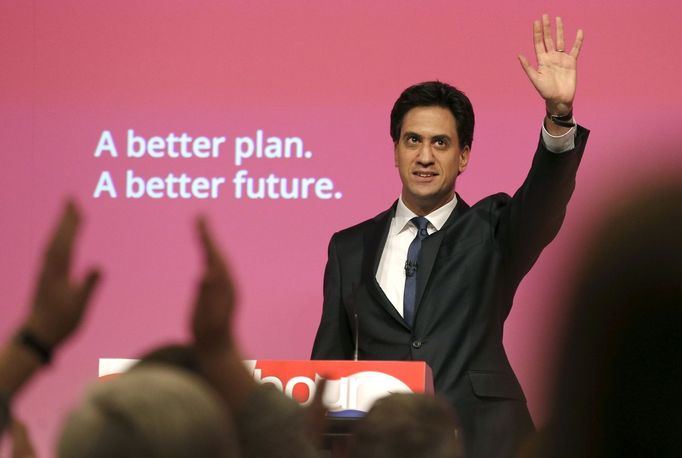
left=411, top=216, right=430, bottom=238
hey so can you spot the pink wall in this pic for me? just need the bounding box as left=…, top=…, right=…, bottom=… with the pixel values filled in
left=1, top=1, right=681, bottom=455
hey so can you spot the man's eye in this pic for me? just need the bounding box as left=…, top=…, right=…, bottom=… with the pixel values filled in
left=407, top=136, right=419, bottom=144
left=434, top=139, right=448, bottom=147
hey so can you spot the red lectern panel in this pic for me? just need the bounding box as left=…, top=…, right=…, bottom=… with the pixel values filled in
left=100, top=358, right=433, bottom=415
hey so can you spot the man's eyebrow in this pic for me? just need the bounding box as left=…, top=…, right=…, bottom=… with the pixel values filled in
left=402, top=131, right=422, bottom=139
left=432, top=135, right=451, bottom=143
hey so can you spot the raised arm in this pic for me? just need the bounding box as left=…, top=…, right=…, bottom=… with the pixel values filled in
left=0, top=201, right=100, bottom=431
left=190, top=217, right=256, bottom=412
left=190, top=217, right=327, bottom=455
left=518, top=14, right=584, bottom=135
left=23, top=202, right=101, bottom=352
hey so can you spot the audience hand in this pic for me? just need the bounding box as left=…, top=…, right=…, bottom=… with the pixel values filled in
left=24, top=201, right=101, bottom=349
left=191, top=217, right=237, bottom=353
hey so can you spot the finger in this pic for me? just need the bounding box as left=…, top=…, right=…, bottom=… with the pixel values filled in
left=74, top=269, right=101, bottom=312
left=193, top=280, right=225, bottom=325
left=191, top=280, right=210, bottom=326
left=197, top=216, right=225, bottom=273
left=192, top=272, right=233, bottom=350
left=542, top=14, right=555, bottom=52
left=44, top=200, right=80, bottom=277
left=518, top=55, right=538, bottom=81
left=569, top=29, right=584, bottom=59
left=555, top=16, right=565, bottom=51
left=195, top=216, right=237, bottom=302
left=532, top=19, right=544, bottom=56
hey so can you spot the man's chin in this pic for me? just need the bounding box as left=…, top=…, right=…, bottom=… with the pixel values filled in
left=402, top=191, right=453, bottom=214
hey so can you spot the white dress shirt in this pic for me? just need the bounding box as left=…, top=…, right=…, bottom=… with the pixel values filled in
left=375, top=124, right=575, bottom=316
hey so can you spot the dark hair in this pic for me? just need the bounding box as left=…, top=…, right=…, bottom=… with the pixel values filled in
left=349, top=393, right=463, bottom=458
left=390, top=81, right=475, bottom=149
left=134, top=343, right=201, bottom=374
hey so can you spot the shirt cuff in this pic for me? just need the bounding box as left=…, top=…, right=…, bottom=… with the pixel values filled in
left=541, top=120, right=577, bottom=153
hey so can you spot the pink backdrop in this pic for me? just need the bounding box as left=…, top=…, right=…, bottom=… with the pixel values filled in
left=1, top=1, right=681, bottom=455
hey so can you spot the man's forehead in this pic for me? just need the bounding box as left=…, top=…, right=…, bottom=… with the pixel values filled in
left=401, top=106, right=457, bottom=136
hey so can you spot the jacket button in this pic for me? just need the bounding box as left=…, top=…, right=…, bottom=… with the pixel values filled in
left=412, top=340, right=422, bottom=349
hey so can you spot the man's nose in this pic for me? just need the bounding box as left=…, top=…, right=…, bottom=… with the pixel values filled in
left=417, top=144, right=435, bottom=164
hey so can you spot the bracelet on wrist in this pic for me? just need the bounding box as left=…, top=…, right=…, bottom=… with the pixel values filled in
left=546, top=110, right=576, bottom=128
left=15, top=328, right=52, bottom=365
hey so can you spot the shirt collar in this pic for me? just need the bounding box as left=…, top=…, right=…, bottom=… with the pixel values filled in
left=393, top=195, right=458, bottom=234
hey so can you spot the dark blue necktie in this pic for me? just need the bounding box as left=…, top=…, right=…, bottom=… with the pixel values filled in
left=403, top=216, right=429, bottom=328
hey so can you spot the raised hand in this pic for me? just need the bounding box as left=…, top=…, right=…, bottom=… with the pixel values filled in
left=191, top=217, right=237, bottom=352
left=25, top=201, right=101, bottom=349
left=518, top=14, right=584, bottom=116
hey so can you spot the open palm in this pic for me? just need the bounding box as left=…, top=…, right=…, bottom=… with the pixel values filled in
left=519, top=15, right=584, bottom=115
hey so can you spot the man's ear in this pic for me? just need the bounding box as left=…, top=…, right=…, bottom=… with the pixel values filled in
left=394, top=143, right=400, bottom=167
left=458, top=146, right=471, bottom=174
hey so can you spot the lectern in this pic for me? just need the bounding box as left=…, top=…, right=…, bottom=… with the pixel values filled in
left=100, top=358, right=434, bottom=456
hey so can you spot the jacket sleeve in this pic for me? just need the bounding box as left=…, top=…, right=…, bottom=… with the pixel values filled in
left=496, top=125, right=590, bottom=290
left=310, top=234, right=354, bottom=360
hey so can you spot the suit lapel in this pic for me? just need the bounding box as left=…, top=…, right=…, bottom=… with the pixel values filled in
left=361, top=204, right=394, bottom=279
left=359, top=195, right=471, bottom=328
left=415, top=194, right=470, bottom=312
left=362, top=202, right=410, bottom=328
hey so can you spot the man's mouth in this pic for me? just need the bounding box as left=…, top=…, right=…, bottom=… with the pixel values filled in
left=413, top=171, right=437, bottom=178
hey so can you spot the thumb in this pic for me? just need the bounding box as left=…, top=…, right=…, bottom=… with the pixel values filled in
left=518, top=54, right=537, bottom=81
left=75, top=269, right=102, bottom=311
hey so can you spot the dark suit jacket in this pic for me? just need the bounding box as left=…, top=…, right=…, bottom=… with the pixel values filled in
left=311, top=127, right=589, bottom=458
